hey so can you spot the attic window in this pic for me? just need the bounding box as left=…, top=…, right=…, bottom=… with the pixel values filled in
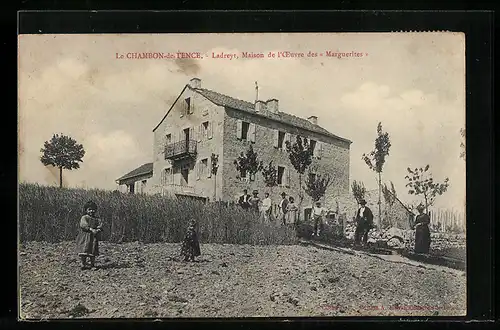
left=181, top=97, right=191, bottom=116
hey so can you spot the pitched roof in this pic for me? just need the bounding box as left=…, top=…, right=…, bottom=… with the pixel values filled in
left=192, top=87, right=352, bottom=143
left=116, top=163, right=153, bottom=182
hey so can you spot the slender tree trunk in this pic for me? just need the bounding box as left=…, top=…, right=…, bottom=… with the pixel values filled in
left=213, top=173, right=217, bottom=201
left=298, top=173, right=302, bottom=221
left=378, top=171, right=381, bottom=231
left=59, top=166, right=63, bottom=188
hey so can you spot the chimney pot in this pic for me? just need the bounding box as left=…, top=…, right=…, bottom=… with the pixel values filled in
left=307, top=115, right=318, bottom=125
left=266, top=99, right=279, bottom=113
left=255, top=100, right=266, bottom=112
left=189, top=77, right=201, bottom=89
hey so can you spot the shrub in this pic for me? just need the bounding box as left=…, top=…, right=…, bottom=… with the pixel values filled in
left=18, top=183, right=297, bottom=245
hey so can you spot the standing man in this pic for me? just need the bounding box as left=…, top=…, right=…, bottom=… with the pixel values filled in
left=248, top=190, right=261, bottom=213
left=261, top=192, right=273, bottom=222
left=354, top=199, right=374, bottom=247
left=278, top=192, right=289, bottom=225
left=312, top=201, right=327, bottom=237
left=238, top=189, right=251, bottom=210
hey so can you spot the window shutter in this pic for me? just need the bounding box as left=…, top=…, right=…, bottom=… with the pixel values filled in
left=286, top=167, right=291, bottom=187
left=197, top=124, right=202, bottom=142
left=208, top=121, right=213, bottom=139
left=180, top=101, right=185, bottom=117
left=207, top=159, right=212, bottom=178
left=196, top=162, right=200, bottom=180
left=249, top=123, right=256, bottom=143
left=178, top=131, right=183, bottom=143
left=170, top=168, right=174, bottom=184
left=274, top=130, right=279, bottom=148
left=189, top=98, right=194, bottom=114
left=236, top=120, right=242, bottom=140
left=189, top=127, right=195, bottom=143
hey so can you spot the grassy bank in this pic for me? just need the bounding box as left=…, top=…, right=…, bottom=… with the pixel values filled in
left=18, top=183, right=297, bottom=245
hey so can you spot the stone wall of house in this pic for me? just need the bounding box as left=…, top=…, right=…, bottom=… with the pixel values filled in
left=149, top=82, right=225, bottom=200
left=221, top=106, right=350, bottom=218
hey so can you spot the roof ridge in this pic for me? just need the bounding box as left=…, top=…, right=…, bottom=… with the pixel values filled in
left=192, top=85, right=352, bottom=143
left=194, top=87, right=255, bottom=107
left=196, top=87, right=323, bottom=127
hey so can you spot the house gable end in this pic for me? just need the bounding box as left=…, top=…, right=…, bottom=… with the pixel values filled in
left=152, top=85, right=189, bottom=132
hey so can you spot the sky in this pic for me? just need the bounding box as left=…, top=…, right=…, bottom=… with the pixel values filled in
left=18, top=33, right=465, bottom=210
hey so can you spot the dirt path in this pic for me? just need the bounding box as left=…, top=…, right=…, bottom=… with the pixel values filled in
left=19, top=241, right=466, bottom=318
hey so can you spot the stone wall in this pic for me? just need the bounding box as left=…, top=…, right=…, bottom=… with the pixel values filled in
left=150, top=84, right=225, bottom=200
left=221, top=106, right=350, bottom=218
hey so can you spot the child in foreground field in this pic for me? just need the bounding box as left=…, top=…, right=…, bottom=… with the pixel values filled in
left=75, top=200, right=103, bottom=270
left=180, top=219, right=201, bottom=262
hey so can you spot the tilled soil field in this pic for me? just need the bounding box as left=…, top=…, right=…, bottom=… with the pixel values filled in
left=19, top=241, right=466, bottom=319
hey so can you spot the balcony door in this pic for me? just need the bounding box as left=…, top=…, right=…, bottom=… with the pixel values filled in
left=183, top=128, right=190, bottom=149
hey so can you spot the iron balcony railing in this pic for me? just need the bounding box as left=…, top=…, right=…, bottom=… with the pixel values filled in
left=164, top=139, right=197, bottom=160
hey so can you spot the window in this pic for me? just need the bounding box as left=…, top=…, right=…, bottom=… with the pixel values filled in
left=241, top=122, right=250, bottom=140
left=198, top=158, right=208, bottom=180
left=181, top=97, right=191, bottom=116
left=237, top=120, right=255, bottom=142
left=165, top=134, right=171, bottom=144
left=277, top=166, right=285, bottom=185
left=310, top=139, right=317, bottom=155
left=162, top=168, right=172, bottom=185
left=277, top=131, right=285, bottom=149
left=202, top=121, right=209, bottom=140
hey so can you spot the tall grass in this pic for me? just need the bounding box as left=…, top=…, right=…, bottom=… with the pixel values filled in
left=18, top=183, right=297, bottom=245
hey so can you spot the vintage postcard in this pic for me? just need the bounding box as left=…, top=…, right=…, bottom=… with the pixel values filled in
left=18, top=33, right=466, bottom=318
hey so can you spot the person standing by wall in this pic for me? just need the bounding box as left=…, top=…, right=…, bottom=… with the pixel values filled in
left=248, top=190, right=261, bottom=214
left=261, top=192, right=273, bottom=222
left=312, top=201, right=327, bottom=237
left=286, top=196, right=299, bottom=228
left=414, top=204, right=431, bottom=254
left=238, top=189, right=251, bottom=210
left=354, top=199, right=374, bottom=247
left=278, top=192, right=289, bottom=226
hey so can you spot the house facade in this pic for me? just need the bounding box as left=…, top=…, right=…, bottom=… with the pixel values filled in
left=120, top=78, right=352, bottom=218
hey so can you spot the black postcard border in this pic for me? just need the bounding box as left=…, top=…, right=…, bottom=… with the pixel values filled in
left=7, top=9, right=495, bottom=328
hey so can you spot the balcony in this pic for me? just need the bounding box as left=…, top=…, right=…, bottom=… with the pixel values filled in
left=164, top=140, right=197, bottom=161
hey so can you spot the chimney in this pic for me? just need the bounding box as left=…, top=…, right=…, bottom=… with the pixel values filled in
left=255, top=100, right=266, bottom=112
left=189, top=77, right=201, bottom=89
left=307, top=115, right=318, bottom=125
left=266, top=99, right=279, bottom=114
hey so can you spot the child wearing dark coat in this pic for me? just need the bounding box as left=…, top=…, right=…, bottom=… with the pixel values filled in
left=75, top=200, right=103, bottom=269
left=180, top=219, right=201, bottom=262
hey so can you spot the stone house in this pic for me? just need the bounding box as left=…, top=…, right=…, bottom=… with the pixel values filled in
left=115, top=163, right=153, bottom=194
left=118, top=78, right=352, bottom=219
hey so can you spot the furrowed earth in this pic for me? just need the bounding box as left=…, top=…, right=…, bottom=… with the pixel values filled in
left=19, top=241, right=466, bottom=318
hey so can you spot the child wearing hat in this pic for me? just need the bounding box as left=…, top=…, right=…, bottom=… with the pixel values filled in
left=75, top=200, right=103, bottom=270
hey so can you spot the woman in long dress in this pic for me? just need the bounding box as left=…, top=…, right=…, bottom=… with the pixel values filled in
left=286, top=197, right=298, bottom=227
left=180, top=219, right=201, bottom=262
left=414, top=204, right=431, bottom=254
